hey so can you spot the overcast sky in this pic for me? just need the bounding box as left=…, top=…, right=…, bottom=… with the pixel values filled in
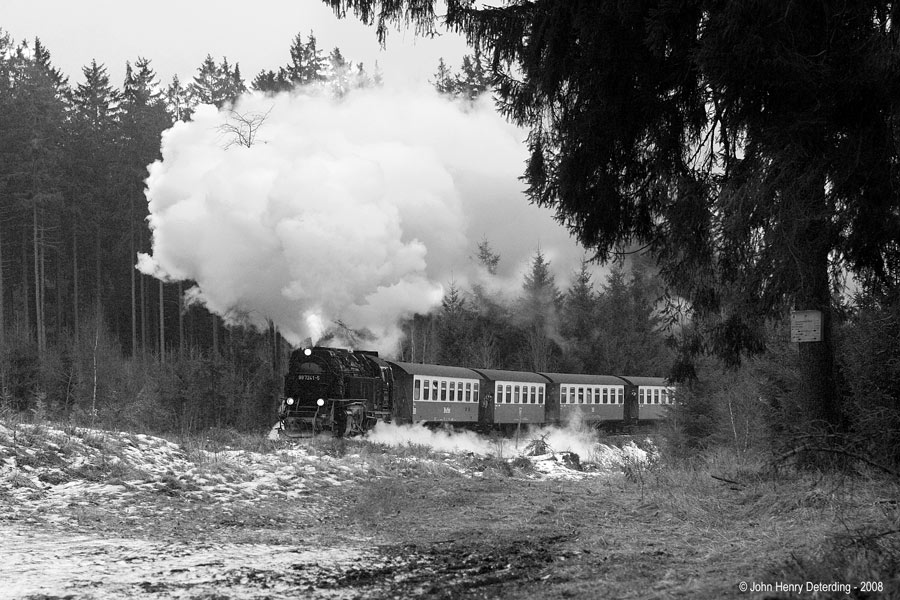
left=2, top=0, right=470, bottom=87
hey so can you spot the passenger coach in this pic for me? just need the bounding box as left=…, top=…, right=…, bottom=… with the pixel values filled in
left=540, top=373, right=631, bottom=426
left=387, top=361, right=483, bottom=425
left=469, top=368, right=549, bottom=428
left=622, top=376, right=676, bottom=421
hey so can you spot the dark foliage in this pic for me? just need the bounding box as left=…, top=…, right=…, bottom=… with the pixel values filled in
left=326, top=0, right=900, bottom=437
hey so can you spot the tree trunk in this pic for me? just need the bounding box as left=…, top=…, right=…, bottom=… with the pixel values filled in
left=0, top=217, right=5, bottom=354
left=32, top=200, right=44, bottom=356
left=139, top=272, right=147, bottom=357
left=130, top=197, right=137, bottom=357
left=55, top=243, right=62, bottom=340
left=72, top=219, right=79, bottom=346
left=39, top=217, right=46, bottom=351
left=212, top=312, right=219, bottom=356
left=94, top=224, right=101, bottom=317
left=178, top=281, right=184, bottom=356
left=21, top=234, right=29, bottom=333
left=158, top=279, right=165, bottom=362
left=793, top=173, right=842, bottom=434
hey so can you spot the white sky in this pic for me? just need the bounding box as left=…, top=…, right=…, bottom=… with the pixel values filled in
left=2, top=0, right=605, bottom=293
left=2, top=0, right=470, bottom=87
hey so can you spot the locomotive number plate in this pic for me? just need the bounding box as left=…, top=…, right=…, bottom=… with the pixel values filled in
left=298, top=375, right=321, bottom=381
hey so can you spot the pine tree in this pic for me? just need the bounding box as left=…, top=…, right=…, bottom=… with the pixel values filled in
left=560, top=259, right=596, bottom=372
left=327, top=47, right=351, bottom=96
left=121, top=57, right=172, bottom=357
left=431, top=51, right=492, bottom=100
left=431, top=58, right=454, bottom=95
left=70, top=59, right=124, bottom=338
left=7, top=38, right=70, bottom=357
left=437, top=281, right=472, bottom=366
left=520, top=248, right=561, bottom=371
left=165, top=75, right=192, bottom=121
left=475, top=237, right=500, bottom=275
left=454, top=49, right=491, bottom=100
left=326, top=0, right=900, bottom=433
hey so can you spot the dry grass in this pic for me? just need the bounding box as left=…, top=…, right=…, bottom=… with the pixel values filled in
left=4, top=420, right=898, bottom=598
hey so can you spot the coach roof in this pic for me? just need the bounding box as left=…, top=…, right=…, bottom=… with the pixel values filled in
left=470, top=368, right=551, bottom=384
left=387, top=361, right=482, bottom=379
left=539, top=373, right=628, bottom=385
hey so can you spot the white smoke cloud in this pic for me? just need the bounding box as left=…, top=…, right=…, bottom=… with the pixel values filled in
left=140, top=85, right=593, bottom=353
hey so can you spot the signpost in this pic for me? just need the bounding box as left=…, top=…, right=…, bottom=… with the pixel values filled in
left=790, top=310, right=822, bottom=343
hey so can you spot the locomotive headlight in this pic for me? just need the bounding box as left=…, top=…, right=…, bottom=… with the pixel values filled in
left=303, top=348, right=312, bottom=356
left=286, top=398, right=295, bottom=406
left=316, top=398, right=325, bottom=407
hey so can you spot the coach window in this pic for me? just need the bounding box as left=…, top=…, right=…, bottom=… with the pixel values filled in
left=505, top=384, right=512, bottom=403
left=584, top=388, right=591, bottom=404
left=414, top=379, right=421, bottom=401
left=576, top=387, right=583, bottom=404
left=464, top=382, right=471, bottom=402
left=422, top=379, right=430, bottom=400
left=512, top=385, right=518, bottom=403
left=496, top=385, right=504, bottom=403
left=618, top=388, right=624, bottom=404
left=440, top=380, right=447, bottom=401
left=538, top=387, right=544, bottom=404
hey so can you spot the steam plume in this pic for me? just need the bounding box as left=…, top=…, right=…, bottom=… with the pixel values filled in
left=139, top=86, right=588, bottom=352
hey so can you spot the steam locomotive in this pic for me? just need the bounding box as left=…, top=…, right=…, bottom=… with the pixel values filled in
left=277, top=346, right=675, bottom=437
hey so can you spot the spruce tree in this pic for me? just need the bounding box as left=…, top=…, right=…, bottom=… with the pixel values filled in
left=324, top=0, right=900, bottom=433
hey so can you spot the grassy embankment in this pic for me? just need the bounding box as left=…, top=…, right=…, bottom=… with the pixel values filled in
left=1, top=418, right=898, bottom=598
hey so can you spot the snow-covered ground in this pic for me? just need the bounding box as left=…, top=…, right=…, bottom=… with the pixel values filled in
left=0, top=420, right=658, bottom=599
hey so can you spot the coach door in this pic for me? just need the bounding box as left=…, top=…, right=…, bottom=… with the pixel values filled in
left=623, top=384, right=639, bottom=424
left=477, top=384, right=494, bottom=432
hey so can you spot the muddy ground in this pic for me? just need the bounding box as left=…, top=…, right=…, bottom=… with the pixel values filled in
left=1, top=424, right=898, bottom=599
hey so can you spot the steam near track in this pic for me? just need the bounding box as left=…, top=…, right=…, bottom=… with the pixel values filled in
left=361, top=421, right=658, bottom=471
left=138, top=85, right=595, bottom=353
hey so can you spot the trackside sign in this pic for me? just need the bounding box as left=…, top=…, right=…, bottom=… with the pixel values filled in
left=790, top=310, right=823, bottom=343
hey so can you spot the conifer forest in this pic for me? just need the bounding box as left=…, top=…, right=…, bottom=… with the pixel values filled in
left=2, top=1, right=900, bottom=472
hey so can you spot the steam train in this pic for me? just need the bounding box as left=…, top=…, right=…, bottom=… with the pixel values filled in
left=277, top=346, right=675, bottom=437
